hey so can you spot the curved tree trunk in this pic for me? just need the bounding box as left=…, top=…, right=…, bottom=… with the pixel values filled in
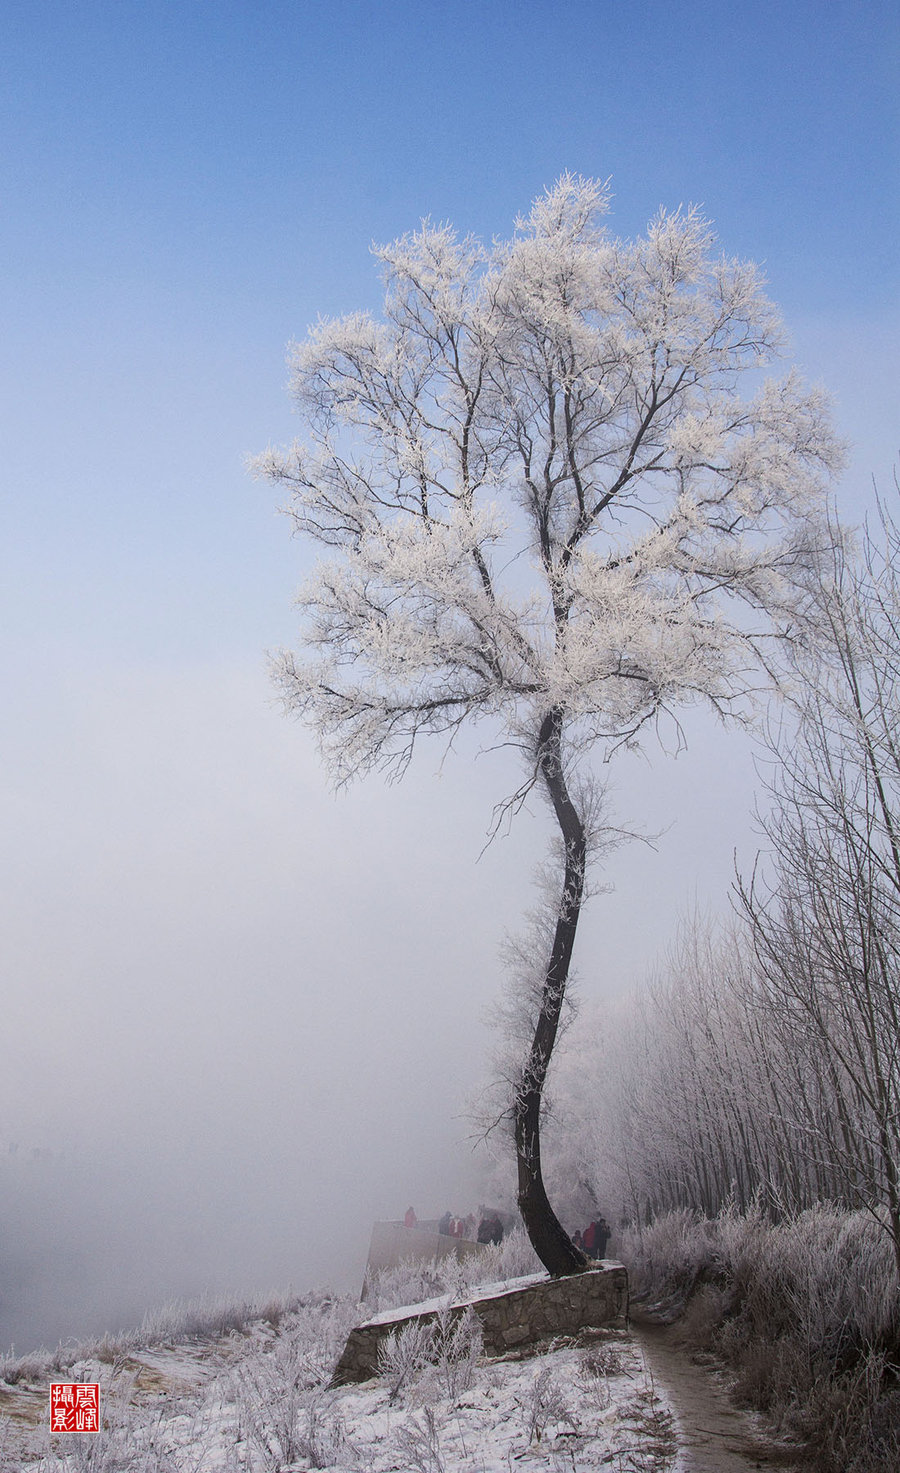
left=514, top=707, right=591, bottom=1276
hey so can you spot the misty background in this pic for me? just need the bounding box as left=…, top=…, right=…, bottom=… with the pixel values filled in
left=1, top=0, right=897, bottom=1352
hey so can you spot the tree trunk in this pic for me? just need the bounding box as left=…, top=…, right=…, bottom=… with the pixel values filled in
left=514, top=707, right=591, bottom=1276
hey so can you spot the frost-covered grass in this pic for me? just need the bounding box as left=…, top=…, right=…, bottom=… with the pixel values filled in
left=0, top=1240, right=677, bottom=1472
left=623, top=1203, right=900, bottom=1473
left=0, top=1287, right=307, bottom=1384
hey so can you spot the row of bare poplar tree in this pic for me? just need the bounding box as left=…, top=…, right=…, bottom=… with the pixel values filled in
left=547, top=488, right=900, bottom=1279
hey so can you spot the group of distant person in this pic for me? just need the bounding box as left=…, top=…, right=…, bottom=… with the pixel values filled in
left=402, top=1205, right=611, bottom=1257
left=574, top=1217, right=611, bottom=1259
left=403, top=1206, right=505, bottom=1245
left=437, top=1209, right=472, bottom=1239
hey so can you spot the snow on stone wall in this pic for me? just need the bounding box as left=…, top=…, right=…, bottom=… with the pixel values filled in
left=333, top=1264, right=628, bottom=1383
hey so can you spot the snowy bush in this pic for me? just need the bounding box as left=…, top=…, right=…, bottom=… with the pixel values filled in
left=426, top=1306, right=483, bottom=1402
left=623, top=1202, right=900, bottom=1471
left=377, top=1317, right=437, bottom=1402
left=229, top=1333, right=315, bottom=1469
left=224, top=1295, right=358, bottom=1468
left=377, top=1304, right=482, bottom=1405
left=520, top=1363, right=577, bottom=1446
left=0, top=1349, right=49, bottom=1386
left=393, top=1406, right=446, bottom=1473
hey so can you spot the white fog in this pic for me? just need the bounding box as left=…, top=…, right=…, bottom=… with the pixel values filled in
left=0, top=650, right=761, bottom=1351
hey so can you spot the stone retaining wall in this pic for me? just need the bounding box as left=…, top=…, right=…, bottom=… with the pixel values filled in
left=333, top=1264, right=628, bottom=1384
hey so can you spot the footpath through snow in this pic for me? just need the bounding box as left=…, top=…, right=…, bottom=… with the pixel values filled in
left=633, top=1319, right=803, bottom=1473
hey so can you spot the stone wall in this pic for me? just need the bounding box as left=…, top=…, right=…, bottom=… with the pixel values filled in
left=333, top=1264, right=628, bottom=1384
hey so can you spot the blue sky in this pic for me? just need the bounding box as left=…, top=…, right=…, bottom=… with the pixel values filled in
left=3, top=0, right=897, bottom=661
left=1, top=0, right=897, bottom=1346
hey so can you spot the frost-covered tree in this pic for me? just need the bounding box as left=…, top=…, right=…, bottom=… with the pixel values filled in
left=739, top=492, right=900, bottom=1276
left=255, top=176, right=842, bottom=1276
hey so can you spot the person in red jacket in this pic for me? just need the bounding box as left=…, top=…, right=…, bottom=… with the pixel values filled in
left=404, top=1206, right=417, bottom=1229
left=583, top=1218, right=611, bottom=1259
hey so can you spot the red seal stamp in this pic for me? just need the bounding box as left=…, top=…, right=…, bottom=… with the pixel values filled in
left=50, top=1382, right=100, bottom=1433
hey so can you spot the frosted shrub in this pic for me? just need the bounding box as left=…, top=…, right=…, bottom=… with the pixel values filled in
left=626, top=1202, right=898, bottom=1357
left=829, top=1353, right=900, bottom=1473
left=621, top=1207, right=711, bottom=1306
left=0, top=1349, right=50, bottom=1386
left=422, top=1306, right=483, bottom=1402
left=0, top=1416, right=29, bottom=1473
left=292, top=1387, right=348, bottom=1471
left=377, top=1318, right=437, bottom=1402
left=470, top=1227, right=542, bottom=1285
left=520, top=1363, right=577, bottom=1445
left=378, top=1304, right=482, bottom=1406
left=231, top=1362, right=300, bottom=1469
left=693, top=1204, right=899, bottom=1365
left=228, top=1320, right=343, bottom=1471
left=274, top=1296, right=359, bottom=1386
left=33, top=1378, right=182, bottom=1472
left=767, top=1207, right=896, bottom=1354
left=581, top=1341, right=629, bottom=1380
left=577, top=1346, right=618, bottom=1415
left=2, top=1286, right=314, bottom=1390
left=393, top=1406, right=445, bottom=1473
left=364, top=1260, right=451, bottom=1316
left=0, top=1422, right=11, bottom=1471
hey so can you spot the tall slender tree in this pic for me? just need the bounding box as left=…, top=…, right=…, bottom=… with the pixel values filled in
left=739, top=496, right=900, bottom=1276
left=255, top=176, right=841, bottom=1275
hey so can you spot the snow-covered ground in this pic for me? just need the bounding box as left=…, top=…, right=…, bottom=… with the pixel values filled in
left=0, top=1286, right=679, bottom=1472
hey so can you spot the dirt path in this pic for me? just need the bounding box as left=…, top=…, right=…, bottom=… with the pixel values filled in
left=631, top=1321, right=802, bottom=1473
